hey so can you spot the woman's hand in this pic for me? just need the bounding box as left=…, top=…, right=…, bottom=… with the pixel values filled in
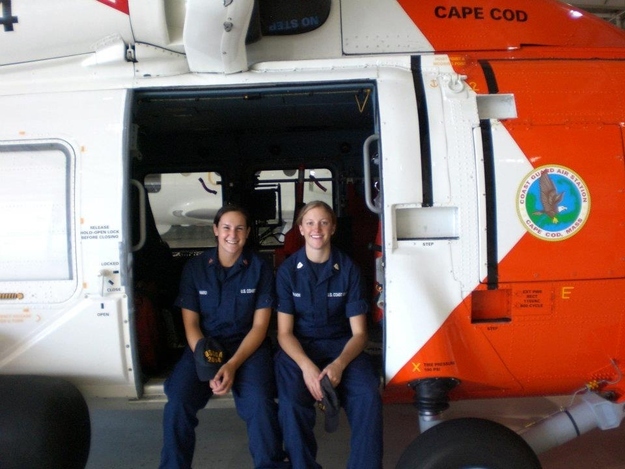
left=301, top=361, right=324, bottom=401
left=319, top=361, right=344, bottom=388
left=209, top=361, right=236, bottom=395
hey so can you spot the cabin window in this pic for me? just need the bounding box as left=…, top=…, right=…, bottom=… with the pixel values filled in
left=0, top=141, right=74, bottom=282
left=145, top=171, right=223, bottom=249
left=254, top=168, right=333, bottom=247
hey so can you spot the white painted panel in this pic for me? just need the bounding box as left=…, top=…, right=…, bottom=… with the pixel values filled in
left=341, top=0, right=433, bottom=54
left=379, top=58, right=484, bottom=380
left=0, top=89, right=137, bottom=398
left=0, top=0, right=133, bottom=66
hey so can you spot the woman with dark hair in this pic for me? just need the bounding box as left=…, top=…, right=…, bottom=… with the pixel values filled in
left=274, top=201, right=383, bottom=469
left=159, top=205, right=288, bottom=469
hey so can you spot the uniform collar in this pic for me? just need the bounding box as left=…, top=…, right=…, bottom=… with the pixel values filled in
left=295, top=247, right=341, bottom=279
left=206, top=247, right=251, bottom=272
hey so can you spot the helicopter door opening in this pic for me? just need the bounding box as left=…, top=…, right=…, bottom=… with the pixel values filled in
left=130, top=82, right=380, bottom=384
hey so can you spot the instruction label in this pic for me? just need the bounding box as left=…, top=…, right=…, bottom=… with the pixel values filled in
left=81, top=225, right=120, bottom=241
left=515, top=288, right=551, bottom=313
left=422, top=361, right=456, bottom=372
left=0, top=311, right=32, bottom=324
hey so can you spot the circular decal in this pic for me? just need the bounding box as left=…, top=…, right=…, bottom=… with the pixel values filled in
left=516, top=165, right=590, bottom=241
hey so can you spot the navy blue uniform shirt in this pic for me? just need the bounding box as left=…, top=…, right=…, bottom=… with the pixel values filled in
left=175, top=247, right=274, bottom=342
left=276, top=246, right=368, bottom=340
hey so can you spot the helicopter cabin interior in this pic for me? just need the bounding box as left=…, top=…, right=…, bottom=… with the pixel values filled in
left=129, top=82, right=382, bottom=379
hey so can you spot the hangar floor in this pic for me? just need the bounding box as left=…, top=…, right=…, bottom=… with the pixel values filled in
left=85, top=394, right=625, bottom=468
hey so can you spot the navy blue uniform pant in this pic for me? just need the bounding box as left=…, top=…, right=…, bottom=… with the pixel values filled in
left=274, top=338, right=383, bottom=469
left=159, top=341, right=287, bottom=469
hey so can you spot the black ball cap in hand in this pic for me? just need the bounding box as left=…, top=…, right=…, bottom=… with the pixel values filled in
left=318, top=375, right=340, bottom=433
left=193, top=337, right=227, bottom=381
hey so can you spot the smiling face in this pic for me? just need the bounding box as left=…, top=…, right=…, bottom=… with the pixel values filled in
left=213, top=210, right=250, bottom=264
left=298, top=206, right=336, bottom=258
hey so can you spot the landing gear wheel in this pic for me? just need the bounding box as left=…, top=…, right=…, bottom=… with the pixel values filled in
left=396, top=417, right=542, bottom=469
left=0, top=376, right=91, bottom=469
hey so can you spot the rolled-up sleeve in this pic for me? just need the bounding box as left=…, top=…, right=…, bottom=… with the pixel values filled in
left=275, top=263, right=295, bottom=314
left=254, top=260, right=275, bottom=310
left=345, top=263, right=369, bottom=318
left=174, top=259, right=200, bottom=313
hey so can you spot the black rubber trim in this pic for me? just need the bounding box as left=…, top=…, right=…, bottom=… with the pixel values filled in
left=480, top=119, right=499, bottom=289
left=479, top=59, right=499, bottom=94
left=411, top=56, right=433, bottom=207
left=477, top=59, right=500, bottom=289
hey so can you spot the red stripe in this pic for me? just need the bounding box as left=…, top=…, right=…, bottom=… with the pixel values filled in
left=97, top=0, right=129, bottom=15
